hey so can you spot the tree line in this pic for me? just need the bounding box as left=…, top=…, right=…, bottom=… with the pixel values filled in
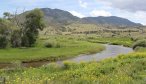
left=0, top=8, right=45, bottom=48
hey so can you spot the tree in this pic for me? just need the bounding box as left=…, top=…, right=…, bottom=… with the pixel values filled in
left=21, top=9, right=45, bottom=47
left=2, top=11, right=24, bottom=48
left=3, top=12, right=13, bottom=20
left=0, top=18, right=12, bottom=48
left=11, top=29, right=22, bottom=48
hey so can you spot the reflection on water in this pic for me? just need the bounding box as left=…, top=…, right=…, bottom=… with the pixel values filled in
left=64, top=44, right=133, bottom=63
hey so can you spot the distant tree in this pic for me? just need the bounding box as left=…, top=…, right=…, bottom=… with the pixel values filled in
left=21, top=9, right=45, bottom=47
left=3, top=12, right=13, bottom=20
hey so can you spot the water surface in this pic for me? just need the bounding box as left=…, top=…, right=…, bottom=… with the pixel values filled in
left=62, top=44, right=133, bottom=63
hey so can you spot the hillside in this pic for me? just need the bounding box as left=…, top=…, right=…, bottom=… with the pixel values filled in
left=41, top=8, right=80, bottom=27
left=17, top=8, right=142, bottom=28
left=82, top=16, right=142, bottom=26
left=40, top=8, right=142, bottom=27
left=16, top=8, right=145, bottom=36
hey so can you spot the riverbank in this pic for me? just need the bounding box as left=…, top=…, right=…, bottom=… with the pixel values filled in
left=0, top=36, right=105, bottom=68
left=87, top=37, right=133, bottom=47
left=1, top=47, right=144, bottom=84
left=0, top=44, right=133, bottom=69
left=0, top=35, right=134, bottom=68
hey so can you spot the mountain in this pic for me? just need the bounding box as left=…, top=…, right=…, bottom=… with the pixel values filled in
left=82, top=16, right=142, bottom=26
left=18, top=8, right=142, bottom=27
left=41, top=8, right=80, bottom=27
left=40, top=8, right=142, bottom=27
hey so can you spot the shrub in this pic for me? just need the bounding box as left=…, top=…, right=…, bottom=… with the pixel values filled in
left=0, top=35, right=8, bottom=48
left=132, top=39, right=146, bottom=49
left=11, top=30, right=21, bottom=48
left=0, top=19, right=12, bottom=48
left=44, top=41, right=61, bottom=48
left=44, top=42, right=53, bottom=48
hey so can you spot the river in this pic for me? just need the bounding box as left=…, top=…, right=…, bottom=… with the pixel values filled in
left=57, top=44, right=133, bottom=63
left=0, top=44, right=133, bottom=69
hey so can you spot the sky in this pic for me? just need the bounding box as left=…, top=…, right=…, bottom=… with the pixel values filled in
left=0, top=0, right=146, bottom=25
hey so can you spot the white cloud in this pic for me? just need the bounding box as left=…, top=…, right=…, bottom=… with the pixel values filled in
left=78, top=0, right=88, bottom=8
left=132, top=11, right=146, bottom=25
left=69, top=11, right=85, bottom=18
left=118, top=10, right=146, bottom=25
left=96, top=0, right=146, bottom=12
left=90, top=10, right=112, bottom=17
left=92, top=0, right=146, bottom=24
left=105, top=8, right=146, bottom=25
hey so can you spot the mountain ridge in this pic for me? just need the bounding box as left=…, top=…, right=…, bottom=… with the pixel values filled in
left=18, top=8, right=143, bottom=27
left=81, top=16, right=142, bottom=26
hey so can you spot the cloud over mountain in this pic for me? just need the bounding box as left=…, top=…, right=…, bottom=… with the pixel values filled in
left=90, top=10, right=112, bottom=17
left=96, top=0, right=146, bottom=12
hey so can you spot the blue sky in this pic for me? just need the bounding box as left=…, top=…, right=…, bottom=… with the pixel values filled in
left=0, top=0, right=146, bottom=25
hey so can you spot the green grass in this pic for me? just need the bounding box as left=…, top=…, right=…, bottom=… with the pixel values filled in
left=0, top=35, right=105, bottom=63
left=135, top=47, right=146, bottom=52
left=1, top=51, right=146, bottom=84
left=86, top=36, right=133, bottom=47
left=58, top=35, right=134, bottom=47
left=0, top=35, right=145, bottom=84
left=0, top=35, right=134, bottom=63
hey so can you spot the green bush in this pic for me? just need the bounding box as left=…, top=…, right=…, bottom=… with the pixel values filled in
left=44, top=42, right=53, bottom=48
left=0, top=19, right=12, bottom=48
left=132, top=39, right=146, bottom=49
left=44, top=41, right=61, bottom=48
left=11, top=30, right=21, bottom=48
left=0, top=35, right=8, bottom=48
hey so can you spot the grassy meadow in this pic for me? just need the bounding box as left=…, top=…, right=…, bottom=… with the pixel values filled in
left=0, top=34, right=140, bottom=84
left=0, top=32, right=146, bottom=84
left=0, top=35, right=105, bottom=63
left=0, top=48, right=146, bottom=84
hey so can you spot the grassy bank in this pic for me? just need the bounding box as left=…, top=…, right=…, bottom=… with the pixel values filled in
left=0, top=35, right=105, bottom=63
left=0, top=49, right=146, bottom=84
left=86, top=36, right=133, bottom=47
left=61, top=35, right=134, bottom=47
left=0, top=34, right=134, bottom=63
